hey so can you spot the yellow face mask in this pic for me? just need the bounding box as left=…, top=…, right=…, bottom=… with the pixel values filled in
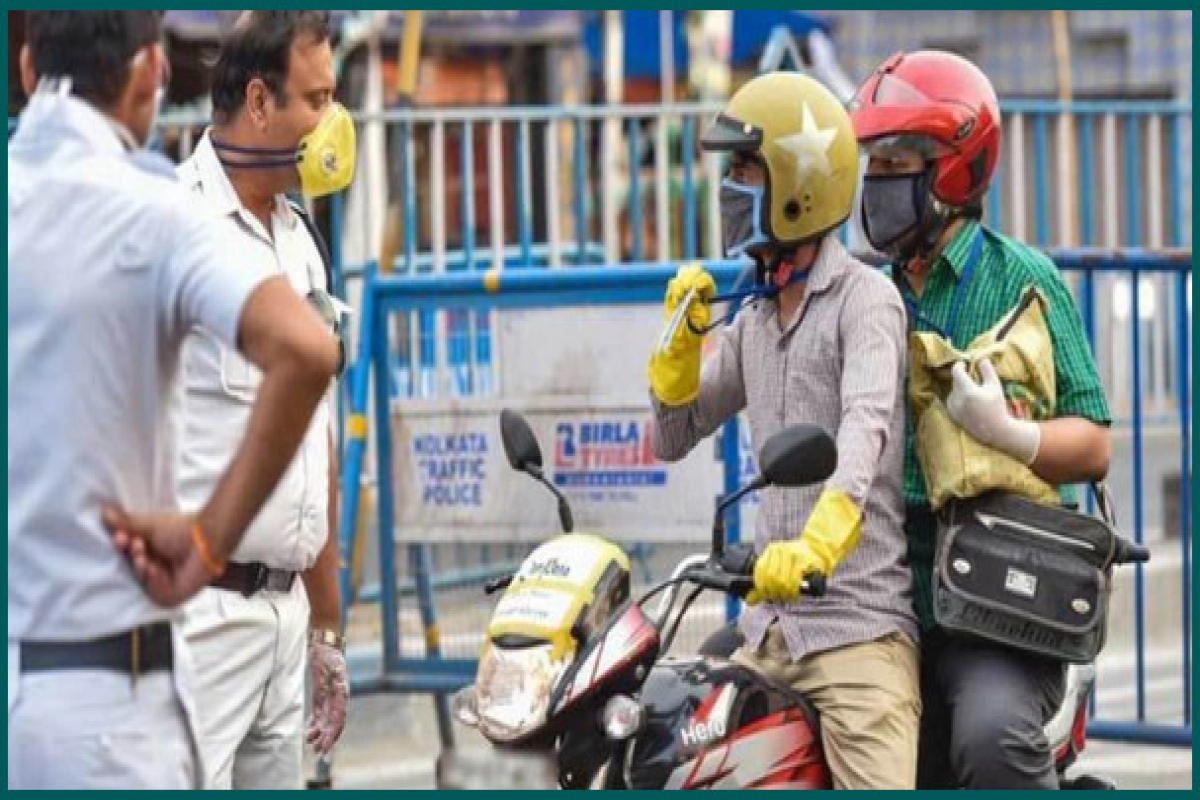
left=296, top=103, right=356, bottom=197
left=211, top=102, right=357, bottom=198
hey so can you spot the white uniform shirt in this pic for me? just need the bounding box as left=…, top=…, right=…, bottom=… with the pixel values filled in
left=8, top=90, right=268, bottom=642
left=173, top=132, right=333, bottom=572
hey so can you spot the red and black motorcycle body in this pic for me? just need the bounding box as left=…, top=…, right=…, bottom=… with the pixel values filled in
left=550, top=602, right=830, bottom=790
left=623, top=656, right=829, bottom=790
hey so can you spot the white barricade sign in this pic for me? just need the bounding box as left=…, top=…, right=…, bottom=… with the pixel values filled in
left=390, top=308, right=725, bottom=544
left=391, top=398, right=722, bottom=544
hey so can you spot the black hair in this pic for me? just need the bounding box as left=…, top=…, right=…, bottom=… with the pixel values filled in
left=209, top=11, right=332, bottom=124
left=26, top=11, right=164, bottom=109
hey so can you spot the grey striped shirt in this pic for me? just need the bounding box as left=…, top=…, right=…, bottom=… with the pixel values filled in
left=653, top=237, right=917, bottom=660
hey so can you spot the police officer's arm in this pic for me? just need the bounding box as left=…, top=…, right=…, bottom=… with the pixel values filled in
left=107, top=210, right=338, bottom=607
left=302, top=425, right=350, bottom=754
left=201, top=279, right=341, bottom=557
left=302, top=425, right=342, bottom=633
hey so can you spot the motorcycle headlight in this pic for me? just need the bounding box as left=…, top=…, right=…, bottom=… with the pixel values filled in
left=601, top=694, right=645, bottom=741
left=475, top=642, right=568, bottom=742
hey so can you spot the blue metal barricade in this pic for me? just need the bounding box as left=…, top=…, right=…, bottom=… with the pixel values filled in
left=339, top=260, right=747, bottom=703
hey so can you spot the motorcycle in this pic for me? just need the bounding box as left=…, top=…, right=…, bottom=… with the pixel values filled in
left=440, top=409, right=1134, bottom=789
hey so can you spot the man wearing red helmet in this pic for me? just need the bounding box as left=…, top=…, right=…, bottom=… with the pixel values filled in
left=849, top=51, right=1112, bottom=789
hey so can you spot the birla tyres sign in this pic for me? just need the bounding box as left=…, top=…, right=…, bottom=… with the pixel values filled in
left=553, top=419, right=666, bottom=488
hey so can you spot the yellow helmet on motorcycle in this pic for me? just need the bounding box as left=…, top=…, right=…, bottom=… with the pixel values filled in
left=486, top=534, right=630, bottom=659
left=472, top=534, right=631, bottom=742
left=702, top=72, right=859, bottom=254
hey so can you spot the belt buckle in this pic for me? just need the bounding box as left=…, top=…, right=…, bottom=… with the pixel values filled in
left=245, top=563, right=268, bottom=598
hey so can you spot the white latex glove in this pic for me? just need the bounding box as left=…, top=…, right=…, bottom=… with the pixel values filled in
left=946, top=358, right=1041, bottom=466
left=307, top=640, right=349, bottom=755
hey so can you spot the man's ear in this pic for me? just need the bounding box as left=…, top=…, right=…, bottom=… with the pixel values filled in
left=246, top=78, right=271, bottom=130
left=127, top=43, right=163, bottom=105
left=19, top=45, right=36, bottom=96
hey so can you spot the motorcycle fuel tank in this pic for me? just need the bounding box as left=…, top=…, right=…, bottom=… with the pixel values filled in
left=626, top=656, right=830, bottom=790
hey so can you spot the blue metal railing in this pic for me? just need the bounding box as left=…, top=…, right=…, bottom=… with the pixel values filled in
left=306, top=102, right=1190, bottom=421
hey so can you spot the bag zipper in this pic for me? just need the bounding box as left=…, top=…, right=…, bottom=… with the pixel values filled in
left=973, top=511, right=1097, bottom=552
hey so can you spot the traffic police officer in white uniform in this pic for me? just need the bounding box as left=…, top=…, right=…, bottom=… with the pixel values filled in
left=174, top=11, right=352, bottom=789
left=8, top=11, right=339, bottom=790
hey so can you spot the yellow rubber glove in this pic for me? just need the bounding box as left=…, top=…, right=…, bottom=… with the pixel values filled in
left=746, top=489, right=863, bottom=605
left=647, top=263, right=716, bottom=406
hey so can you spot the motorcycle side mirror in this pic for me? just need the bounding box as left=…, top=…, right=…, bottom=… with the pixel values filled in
left=711, top=424, right=837, bottom=560
left=758, top=424, right=837, bottom=487
left=499, top=409, right=575, bottom=533
left=500, top=408, right=544, bottom=474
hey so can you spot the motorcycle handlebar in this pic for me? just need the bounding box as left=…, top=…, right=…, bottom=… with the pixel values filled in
left=484, top=574, right=514, bottom=595
left=1112, top=536, right=1151, bottom=565
left=702, top=543, right=827, bottom=599
left=488, top=534, right=1146, bottom=608
left=485, top=542, right=837, bottom=601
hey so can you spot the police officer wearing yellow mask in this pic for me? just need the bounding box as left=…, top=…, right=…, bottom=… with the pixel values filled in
left=648, top=73, right=919, bottom=789
left=172, top=11, right=355, bottom=789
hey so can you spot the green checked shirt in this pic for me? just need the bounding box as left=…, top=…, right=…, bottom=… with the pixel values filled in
left=892, top=220, right=1112, bottom=630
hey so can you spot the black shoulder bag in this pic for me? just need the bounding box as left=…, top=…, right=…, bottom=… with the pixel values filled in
left=933, top=485, right=1122, bottom=663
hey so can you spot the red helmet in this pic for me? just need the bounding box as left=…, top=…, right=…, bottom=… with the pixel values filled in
left=850, top=50, right=1001, bottom=207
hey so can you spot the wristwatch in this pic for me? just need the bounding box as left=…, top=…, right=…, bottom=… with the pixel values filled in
left=309, top=627, right=345, bottom=651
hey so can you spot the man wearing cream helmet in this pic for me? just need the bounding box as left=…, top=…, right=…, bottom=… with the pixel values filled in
left=648, top=72, right=919, bottom=789
left=173, top=11, right=355, bottom=788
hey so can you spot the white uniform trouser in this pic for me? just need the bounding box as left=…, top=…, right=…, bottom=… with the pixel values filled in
left=7, top=633, right=200, bottom=789
left=184, top=579, right=310, bottom=790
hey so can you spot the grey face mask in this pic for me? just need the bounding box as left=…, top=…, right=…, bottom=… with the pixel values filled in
left=860, top=171, right=930, bottom=255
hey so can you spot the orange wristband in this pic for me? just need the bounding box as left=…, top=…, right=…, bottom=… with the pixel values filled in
left=190, top=522, right=226, bottom=578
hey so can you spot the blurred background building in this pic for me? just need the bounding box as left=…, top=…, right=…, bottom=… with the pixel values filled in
left=10, top=10, right=1191, bottom=112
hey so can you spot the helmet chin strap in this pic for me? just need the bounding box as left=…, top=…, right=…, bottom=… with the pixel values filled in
left=754, top=248, right=812, bottom=290
left=893, top=163, right=982, bottom=275
left=897, top=209, right=952, bottom=276
left=694, top=246, right=815, bottom=335
left=896, top=191, right=962, bottom=276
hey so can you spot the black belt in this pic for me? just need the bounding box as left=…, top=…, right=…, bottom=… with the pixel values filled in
left=20, top=622, right=173, bottom=675
left=211, top=561, right=297, bottom=598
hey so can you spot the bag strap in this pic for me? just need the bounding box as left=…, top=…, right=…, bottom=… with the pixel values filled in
left=288, top=199, right=334, bottom=295
left=1091, top=482, right=1117, bottom=527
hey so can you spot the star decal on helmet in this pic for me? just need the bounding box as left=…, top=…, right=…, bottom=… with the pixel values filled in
left=776, top=103, right=837, bottom=177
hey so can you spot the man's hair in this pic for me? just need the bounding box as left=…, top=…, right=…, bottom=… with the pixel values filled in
left=210, top=11, right=332, bottom=124
left=26, top=11, right=164, bottom=109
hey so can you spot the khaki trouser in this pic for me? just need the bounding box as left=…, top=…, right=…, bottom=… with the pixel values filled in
left=733, top=625, right=921, bottom=790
